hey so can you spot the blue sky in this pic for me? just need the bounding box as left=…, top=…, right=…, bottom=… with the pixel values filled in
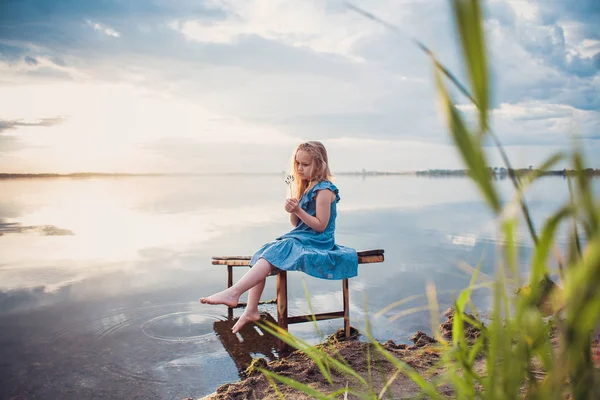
left=0, top=0, right=598, bottom=173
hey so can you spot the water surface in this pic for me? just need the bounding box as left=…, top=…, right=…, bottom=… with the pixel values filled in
left=0, top=175, right=593, bottom=398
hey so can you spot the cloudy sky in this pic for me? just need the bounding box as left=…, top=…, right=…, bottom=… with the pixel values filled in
left=0, top=0, right=598, bottom=173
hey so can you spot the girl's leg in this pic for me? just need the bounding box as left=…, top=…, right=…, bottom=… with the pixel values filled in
left=200, top=258, right=273, bottom=308
left=232, top=278, right=266, bottom=334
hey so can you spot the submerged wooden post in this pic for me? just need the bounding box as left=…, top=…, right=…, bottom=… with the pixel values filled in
left=227, top=264, right=234, bottom=320
left=342, top=278, right=350, bottom=338
left=276, top=271, right=288, bottom=351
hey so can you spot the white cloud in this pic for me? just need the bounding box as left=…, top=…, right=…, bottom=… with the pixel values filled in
left=506, top=0, right=538, bottom=20
left=85, top=20, right=121, bottom=37
left=170, top=0, right=399, bottom=61
left=0, top=56, right=88, bottom=84
left=575, top=39, right=600, bottom=58
left=491, top=102, right=600, bottom=143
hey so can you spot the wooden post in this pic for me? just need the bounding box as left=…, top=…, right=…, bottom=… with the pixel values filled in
left=276, top=271, right=288, bottom=352
left=227, top=265, right=233, bottom=320
left=343, top=278, right=350, bottom=338
left=227, top=265, right=233, bottom=288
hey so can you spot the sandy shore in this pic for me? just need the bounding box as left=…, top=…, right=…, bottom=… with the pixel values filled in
left=195, top=310, right=469, bottom=400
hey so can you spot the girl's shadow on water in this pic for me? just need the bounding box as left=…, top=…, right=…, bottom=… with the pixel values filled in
left=213, top=312, right=280, bottom=375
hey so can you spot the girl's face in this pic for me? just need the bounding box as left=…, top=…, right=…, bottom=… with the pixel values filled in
left=295, top=149, right=314, bottom=181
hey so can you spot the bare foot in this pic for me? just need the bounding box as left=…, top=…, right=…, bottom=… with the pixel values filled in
left=232, top=310, right=261, bottom=334
left=199, top=289, right=239, bottom=308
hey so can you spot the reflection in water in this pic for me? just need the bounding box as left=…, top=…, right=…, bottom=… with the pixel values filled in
left=213, top=312, right=280, bottom=374
left=0, top=220, right=74, bottom=236
left=141, top=310, right=223, bottom=342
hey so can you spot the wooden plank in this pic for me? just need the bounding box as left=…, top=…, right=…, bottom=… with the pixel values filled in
left=212, top=260, right=251, bottom=266
left=212, top=253, right=384, bottom=266
left=356, top=249, right=385, bottom=256
left=343, top=278, right=350, bottom=337
left=358, top=254, right=384, bottom=264
left=212, top=249, right=384, bottom=262
left=212, top=256, right=252, bottom=260
left=287, top=311, right=345, bottom=324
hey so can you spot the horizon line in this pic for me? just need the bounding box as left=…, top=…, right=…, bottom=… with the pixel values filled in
left=0, top=170, right=417, bottom=178
left=2, top=167, right=596, bottom=179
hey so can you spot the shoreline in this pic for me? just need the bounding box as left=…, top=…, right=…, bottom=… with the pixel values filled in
left=196, top=332, right=447, bottom=400
left=195, top=309, right=600, bottom=399
left=194, top=309, right=471, bottom=400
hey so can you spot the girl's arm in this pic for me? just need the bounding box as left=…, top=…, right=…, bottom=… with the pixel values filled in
left=290, top=212, right=300, bottom=227
left=293, top=189, right=334, bottom=233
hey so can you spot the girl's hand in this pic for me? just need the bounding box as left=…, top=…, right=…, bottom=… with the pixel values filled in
left=284, top=198, right=299, bottom=214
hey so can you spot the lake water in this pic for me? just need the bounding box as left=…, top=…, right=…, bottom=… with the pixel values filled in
left=0, top=175, right=595, bottom=399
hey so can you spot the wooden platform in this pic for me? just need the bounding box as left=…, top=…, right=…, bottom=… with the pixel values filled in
left=212, top=249, right=385, bottom=351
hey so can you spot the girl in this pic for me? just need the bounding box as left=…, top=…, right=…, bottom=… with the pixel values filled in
left=200, top=141, right=358, bottom=333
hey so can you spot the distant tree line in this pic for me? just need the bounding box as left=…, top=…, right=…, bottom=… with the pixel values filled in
left=417, top=167, right=600, bottom=178
left=0, top=173, right=161, bottom=179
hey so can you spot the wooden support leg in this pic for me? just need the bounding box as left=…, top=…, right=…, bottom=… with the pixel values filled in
left=343, top=278, right=350, bottom=338
left=227, top=265, right=233, bottom=320
left=276, top=271, right=288, bottom=352
left=227, top=265, right=233, bottom=288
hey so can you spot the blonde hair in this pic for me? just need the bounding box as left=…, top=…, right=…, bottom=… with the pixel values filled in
left=291, top=141, right=333, bottom=200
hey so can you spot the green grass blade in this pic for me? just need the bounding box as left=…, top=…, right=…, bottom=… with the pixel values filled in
left=564, top=235, right=600, bottom=331
left=426, top=282, right=443, bottom=343
left=378, top=368, right=402, bottom=399
left=574, top=151, right=599, bottom=236
left=567, top=175, right=583, bottom=261
left=363, top=305, right=442, bottom=399
left=530, top=205, right=572, bottom=286
left=521, top=153, right=565, bottom=186
left=467, top=336, right=485, bottom=365
left=374, top=293, right=424, bottom=318
left=489, top=130, right=540, bottom=245
left=260, top=369, right=333, bottom=400
left=371, top=341, right=443, bottom=400
left=451, top=0, right=488, bottom=132
left=302, top=279, right=324, bottom=339
left=388, top=305, right=431, bottom=322
left=433, top=64, right=501, bottom=213
left=329, top=386, right=371, bottom=399
left=259, top=320, right=370, bottom=387
left=263, top=372, right=289, bottom=400
left=456, top=259, right=483, bottom=315
left=366, top=342, right=373, bottom=392
left=502, top=218, right=521, bottom=287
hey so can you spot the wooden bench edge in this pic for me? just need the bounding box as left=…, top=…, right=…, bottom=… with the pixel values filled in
left=212, top=249, right=384, bottom=261
left=212, top=253, right=384, bottom=266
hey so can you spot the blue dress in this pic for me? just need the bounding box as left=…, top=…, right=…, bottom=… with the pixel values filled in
left=250, top=180, right=358, bottom=280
